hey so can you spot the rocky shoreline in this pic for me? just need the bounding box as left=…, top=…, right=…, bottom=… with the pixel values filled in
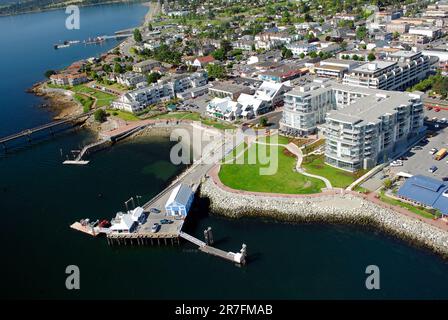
left=29, top=83, right=83, bottom=120
left=199, top=176, right=448, bottom=259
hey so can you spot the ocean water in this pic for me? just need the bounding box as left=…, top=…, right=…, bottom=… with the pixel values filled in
left=0, top=3, right=448, bottom=300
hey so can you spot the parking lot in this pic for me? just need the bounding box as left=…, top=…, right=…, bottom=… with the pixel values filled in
left=389, top=125, right=448, bottom=180
left=181, top=94, right=211, bottom=115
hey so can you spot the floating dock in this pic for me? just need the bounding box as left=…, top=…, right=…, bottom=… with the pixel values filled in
left=70, top=222, right=98, bottom=237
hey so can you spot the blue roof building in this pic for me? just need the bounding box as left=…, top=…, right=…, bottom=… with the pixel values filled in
left=397, top=175, right=448, bottom=216
left=165, top=184, right=194, bottom=218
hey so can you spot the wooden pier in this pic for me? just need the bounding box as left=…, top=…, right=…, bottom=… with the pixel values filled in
left=0, top=110, right=93, bottom=150
left=180, top=231, right=247, bottom=265
left=106, top=233, right=181, bottom=246
left=63, top=139, right=111, bottom=165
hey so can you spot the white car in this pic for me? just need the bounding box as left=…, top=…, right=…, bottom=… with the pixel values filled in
left=390, top=160, right=403, bottom=167
left=442, top=118, right=447, bottom=123
left=430, top=148, right=438, bottom=155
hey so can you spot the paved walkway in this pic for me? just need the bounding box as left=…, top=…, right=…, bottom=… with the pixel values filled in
left=284, top=142, right=333, bottom=189
left=208, top=165, right=448, bottom=232
left=365, top=192, right=448, bottom=232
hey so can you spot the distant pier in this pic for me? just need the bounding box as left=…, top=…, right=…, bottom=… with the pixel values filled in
left=0, top=110, right=94, bottom=152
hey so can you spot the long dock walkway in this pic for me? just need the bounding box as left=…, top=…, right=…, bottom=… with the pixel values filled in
left=179, top=231, right=247, bottom=265
left=0, top=110, right=93, bottom=146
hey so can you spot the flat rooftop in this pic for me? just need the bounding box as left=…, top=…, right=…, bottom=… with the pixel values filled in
left=351, top=61, right=397, bottom=74
left=326, top=91, right=421, bottom=125
left=209, top=81, right=252, bottom=94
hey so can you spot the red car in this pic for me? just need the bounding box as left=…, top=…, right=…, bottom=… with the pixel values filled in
left=435, top=108, right=441, bottom=112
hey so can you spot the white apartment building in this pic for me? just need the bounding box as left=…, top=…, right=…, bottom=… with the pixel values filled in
left=343, top=51, right=430, bottom=91
left=285, top=43, right=317, bottom=57
left=116, top=72, right=146, bottom=87
left=324, top=91, right=424, bottom=172
left=112, top=72, right=208, bottom=113
left=408, top=26, right=443, bottom=40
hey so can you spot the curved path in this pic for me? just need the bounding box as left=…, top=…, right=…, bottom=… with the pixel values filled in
left=253, top=139, right=333, bottom=189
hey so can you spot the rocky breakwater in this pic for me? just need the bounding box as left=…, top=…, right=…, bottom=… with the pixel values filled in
left=199, top=177, right=448, bottom=258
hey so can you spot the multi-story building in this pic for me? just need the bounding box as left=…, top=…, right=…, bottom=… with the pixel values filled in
left=324, top=90, right=425, bottom=172
left=399, top=33, right=429, bottom=45
left=285, top=43, right=317, bottom=57
left=208, top=81, right=254, bottom=100
left=279, top=79, right=425, bottom=171
left=132, top=59, right=161, bottom=73
left=314, top=59, right=361, bottom=79
left=116, top=72, right=146, bottom=87
left=343, top=51, right=430, bottom=91
left=112, top=72, right=208, bottom=113
left=408, top=26, right=443, bottom=40
left=50, top=73, right=88, bottom=86
left=386, top=22, right=409, bottom=34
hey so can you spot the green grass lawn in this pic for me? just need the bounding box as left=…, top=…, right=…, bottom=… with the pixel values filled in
left=106, top=109, right=140, bottom=121
left=219, top=143, right=325, bottom=194
left=302, top=155, right=358, bottom=188
left=257, top=134, right=290, bottom=145
left=72, top=85, right=116, bottom=107
left=378, top=191, right=437, bottom=219
left=74, top=94, right=94, bottom=112
left=153, top=112, right=201, bottom=121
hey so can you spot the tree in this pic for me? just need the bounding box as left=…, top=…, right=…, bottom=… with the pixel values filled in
left=367, top=52, right=376, bottom=62
left=102, top=64, right=112, bottom=73
left=356, top=26, right=367, bottom=40
left=113, top=63, right=123, bottom=74
left=212, top=48, right=226, bottom=61
left=133, top=28, right=142, bottom=43
left=259, top=117, right=268, bottom=127
left=147, top=72, right=161, bottom=84
left=299, top=52, right=305, bottom=59
left=352, top=54, right=359, bottom=61
left=206, top=64, right=227, bottom=80
left=220, top=39, right=233, bottom=55
left=383, top=179, right=392, bottom=190
left=44, top=70, right=56, bottom=78
left=308, top=51, right=318, bottom=58
left=282, top=47, right=293, bottom=59
left=94, top=109, right=107, bottom=123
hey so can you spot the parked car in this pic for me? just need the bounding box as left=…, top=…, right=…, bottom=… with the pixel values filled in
left=390, top=160, right=403, bottom=167
left=429, top=148, right=438, bottom=155
left=160, top=219, right=173, bottom=225
left=429, top=165, right=438, bottom=173
left=151, top=223, right=160, bottom=233
left=149, top=208, right=161, bottom=214
left=442, top=177, right=448, bottom=181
